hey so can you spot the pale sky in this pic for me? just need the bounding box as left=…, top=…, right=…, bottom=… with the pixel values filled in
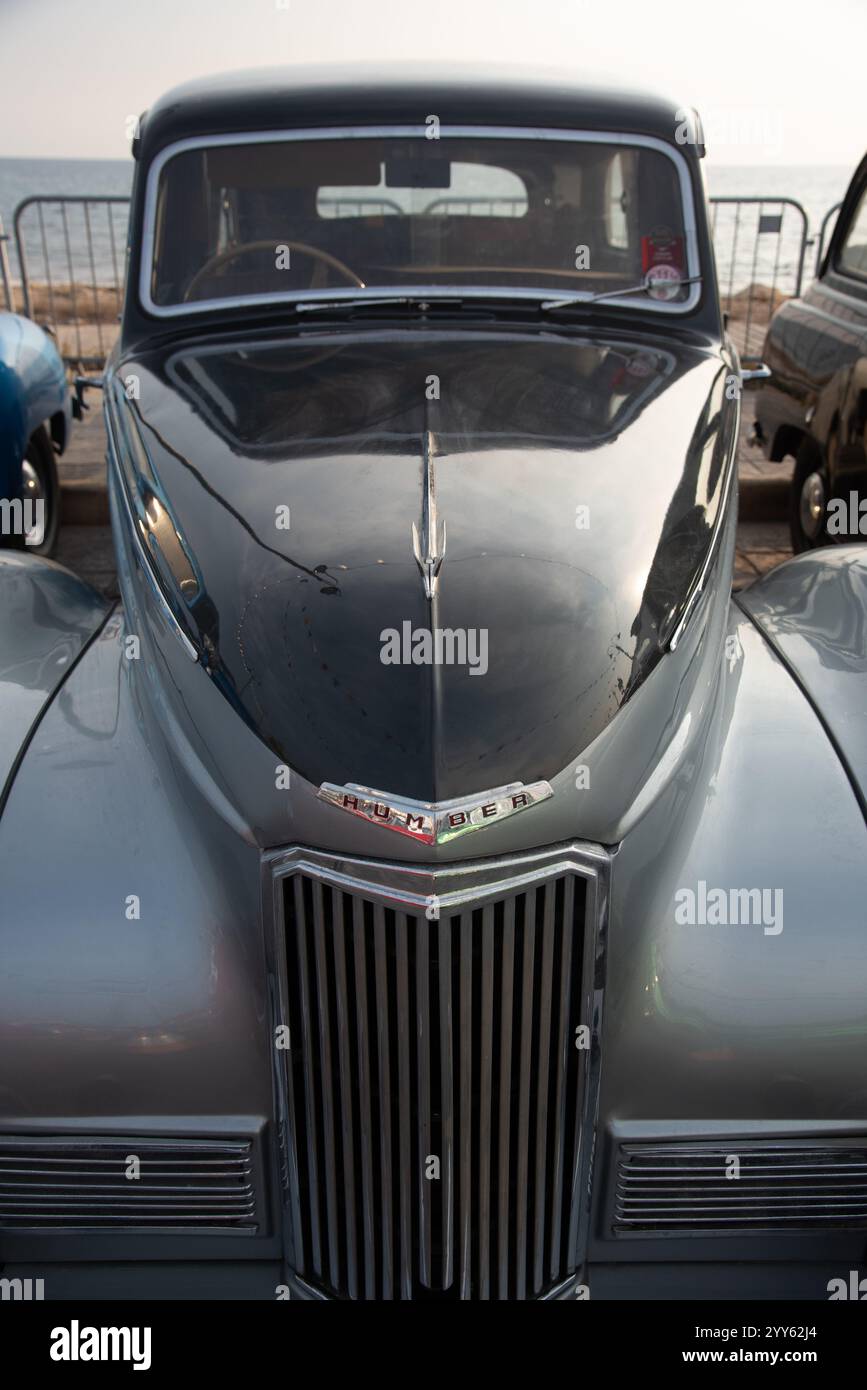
left=1, top=0, right=863, bottom=168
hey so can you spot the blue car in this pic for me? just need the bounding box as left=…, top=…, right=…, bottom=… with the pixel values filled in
left=0, top=311, right=68, bottom=554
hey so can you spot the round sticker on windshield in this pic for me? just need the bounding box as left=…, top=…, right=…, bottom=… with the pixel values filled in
left=645, top=264, right=683, bottom=301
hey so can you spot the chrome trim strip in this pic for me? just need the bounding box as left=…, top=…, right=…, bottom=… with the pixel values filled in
left=268, top=839, right=606, bottom=914
left=668, top=382, right=741, bottom=652
left=140, top=125, right=702, bottom=319
left=411, top=430, right=446, bottom=600
left=104, top=395, right=200, bottom=663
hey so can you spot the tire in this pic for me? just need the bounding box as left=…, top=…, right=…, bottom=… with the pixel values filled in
left=21, top=424, right=61, bottom=556
left=788, top=440, right=829, bottom=554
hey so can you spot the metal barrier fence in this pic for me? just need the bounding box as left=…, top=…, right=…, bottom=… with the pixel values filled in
left=0, top=216, right=15, bottom=312
left=6, top=190, right=839, bottom=368
left=12, top=195, right=129, bottom=366
left=709, top=196, right=809, bottom=361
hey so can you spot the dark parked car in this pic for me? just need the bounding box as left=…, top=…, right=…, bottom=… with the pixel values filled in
left=0, top=310, right=67, bottom=554
left=756, top=152, right=867, bottom=550
left=0, top=67, right=866, bottom=1303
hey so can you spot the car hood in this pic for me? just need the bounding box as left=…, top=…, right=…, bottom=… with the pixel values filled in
left=116, top=327, right=732, bottom=802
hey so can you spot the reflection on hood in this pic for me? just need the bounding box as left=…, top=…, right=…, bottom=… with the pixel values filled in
left=116, top=329, right=731, bottom=801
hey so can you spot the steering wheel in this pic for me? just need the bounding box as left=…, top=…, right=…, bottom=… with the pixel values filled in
left=183, top=239, right=365, bottom=301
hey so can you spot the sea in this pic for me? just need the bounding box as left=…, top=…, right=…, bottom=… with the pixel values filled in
left=0, top=156, right=854, bottom=295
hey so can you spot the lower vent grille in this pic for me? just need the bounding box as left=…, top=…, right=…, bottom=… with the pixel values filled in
left=281, top=870, right=591, bottom=1299
left=615, top=1143, right=867, bottom=1233
left=0, top=1137, right=257, bottom=1231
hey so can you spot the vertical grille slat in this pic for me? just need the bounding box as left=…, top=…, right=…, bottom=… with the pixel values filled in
left=497, top=895, right=516, bottom=1301
left=458, top=913, right=473, bottom=1299
left=281, top=865, right=590, bottom=1300
left=416, top=919, right=433, bottom=1287
left=477, top=904, right=495, bottom=1300
left=281, top=883, right=306, bottom=1272
left=532, top=885, right=557, bottom=1296
left=514, top=889, right=537, bottom=1300
left=311, top=881, right=341, bottom=1289
left=292, top=876, right=324, bottom=1278
left=566, top=883, right=589, bottom=1270
left=332, top=891, right=359, bottom=1299
left=372, top=905, right=395, bottom=1299
left=395, top=914, right=414, bottom=1299
left=438, top=915, right=455, bottom=1291
left=352, top=898, right=377, bottom=1298
left=548, top=874, right=575, bottom=1282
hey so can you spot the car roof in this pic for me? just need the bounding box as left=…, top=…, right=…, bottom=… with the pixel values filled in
left=136, top=63, right=697, bottom=159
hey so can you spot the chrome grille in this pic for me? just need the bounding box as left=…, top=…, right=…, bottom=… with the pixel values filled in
left=615, top=1143, right=867, bottom=1232
left=280, top=865, right=593, bottom=1299
left=0, top=1137, right=257, bottom=1230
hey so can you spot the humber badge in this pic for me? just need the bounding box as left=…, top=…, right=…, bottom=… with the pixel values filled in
left=318, top=780, right=554, bottom=844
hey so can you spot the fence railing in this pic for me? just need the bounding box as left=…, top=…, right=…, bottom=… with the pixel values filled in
left=6, top=189, right=841, bottom=368
left=317, top=196, right=405, bottom=217
left=12, top=195, right=130, bottom=367
left=0, top=216, right=15, bottom=312
left=708, top=196, right=809, bottom=361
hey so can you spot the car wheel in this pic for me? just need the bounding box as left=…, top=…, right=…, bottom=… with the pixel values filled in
left=789, top=442, right=829, bottom=554
left=21, top=425, right=61, bottom=556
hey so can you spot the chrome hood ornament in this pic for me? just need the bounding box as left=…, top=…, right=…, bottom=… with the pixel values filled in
left=411, top=429, right=446, bottom=599
left=318, top=780, right=554, bottom=845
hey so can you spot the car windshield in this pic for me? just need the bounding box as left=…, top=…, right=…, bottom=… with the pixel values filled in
left=146, top=132, right=696, bottom=312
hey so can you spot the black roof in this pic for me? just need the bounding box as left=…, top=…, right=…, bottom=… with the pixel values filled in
left=137, top=63, right=697, bottom=160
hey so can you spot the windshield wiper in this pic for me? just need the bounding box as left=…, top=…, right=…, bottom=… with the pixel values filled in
left=541, top=276, right=703, bottom=311
left=294, top=292, right=553, bottom=317
left=295, top=294, right=479, bottom=316
left=295, top=295, right=414, bottom=314
left=292, top=282, right=705, bottom=319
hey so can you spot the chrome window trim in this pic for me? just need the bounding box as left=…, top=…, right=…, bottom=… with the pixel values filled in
left=140, top=125, right=703, bottom=319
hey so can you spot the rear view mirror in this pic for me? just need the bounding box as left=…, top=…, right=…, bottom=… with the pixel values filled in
left=384, top=156, right=451, bottom=189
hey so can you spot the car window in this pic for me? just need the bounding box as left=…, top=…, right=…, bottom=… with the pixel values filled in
left=146, top=132, right=694, bottom=312
left=837, top=184, right=867, bottom=281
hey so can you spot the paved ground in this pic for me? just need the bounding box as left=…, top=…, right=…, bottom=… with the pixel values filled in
left=56, top=524, right=119, bottom=599
left=732, top=520, right=792, bottom=589
left=55, top=396, right=795, bottom=598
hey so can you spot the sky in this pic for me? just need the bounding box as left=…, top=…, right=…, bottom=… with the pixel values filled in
left=0, top=0, right=864, bottom=168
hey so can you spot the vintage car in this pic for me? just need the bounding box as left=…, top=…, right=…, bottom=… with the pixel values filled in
left=0, top=310, right=66, bottom=554
left=755, top=151, right=867, bottom=551
left=0, top=67, right=865, bottom=1304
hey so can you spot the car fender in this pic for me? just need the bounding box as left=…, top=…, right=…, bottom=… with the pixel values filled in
left=0, top=553, right=110, bottom=811
left=737, top=546, right=867, bottom=805
left=598, top=594, right=867, bottom=1131
left=0, top=605, right=272, bottom=1128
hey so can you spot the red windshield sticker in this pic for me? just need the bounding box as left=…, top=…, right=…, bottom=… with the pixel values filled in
left=641, top=230, right=685, bottom=274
